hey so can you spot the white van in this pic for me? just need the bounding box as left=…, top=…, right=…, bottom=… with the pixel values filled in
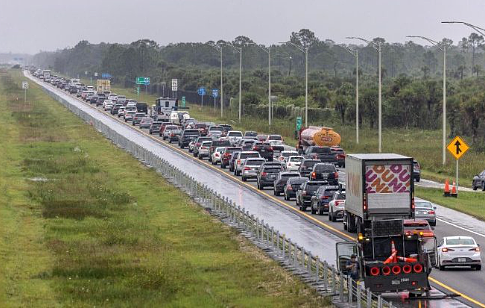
left=170, top=111, right=190, bottom=125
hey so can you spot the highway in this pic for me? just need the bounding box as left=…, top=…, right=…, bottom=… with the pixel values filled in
left=28, top=72, right=484, bottom=308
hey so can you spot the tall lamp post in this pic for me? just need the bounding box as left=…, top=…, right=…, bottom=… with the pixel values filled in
left=347, top=37, right=382, bottom=152
left=252, top=44, right=272, bottom=125
left=210, top=44, right=224, bottom=117
left=342, top=45, right=359, bottom=144
left=407, top=35, right=448, bottom=165
left=227, top=44, right=243, bottom=122
left=280, top=41, right=309, bottom=127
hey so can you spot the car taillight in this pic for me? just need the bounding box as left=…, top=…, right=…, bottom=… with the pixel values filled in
left=334, top=172, right=339, bottom=179
left=244, top=167, right=250, bottom=170
left=253, top=146, right=259, bottom=150
left=470, top=247, right=480, bottom=252
left=302, top=191, right=307, bottom=196
left=321, top=196, right=329, bottom=200
left=287, top=185, right=292, bottom=190
left=335, top=201, right=342, bottom=206
left=311, top=172, right=316, bottom=179
left=171, top=133, right=174, bottom=137
left=402, top=264, right=412, bottom=274
left=370, top=267, right=380, bottom=276
left=428, top=210, right=435, bottom=215
left=237, top=160, right=241, bottom=165
left=262, top=172, right=267, bottom=176
left=269, top=147, right=273, bottom=151
left=442, top=248, right=454, bottom=252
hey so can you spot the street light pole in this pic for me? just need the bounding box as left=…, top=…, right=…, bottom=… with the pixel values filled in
left=342, top=45, right=360, bottom=144
left=347, top=37, right=382, bottom=151
left=226, top=44, right=243, bottom=122
left=220, top=47, right=224, bottom=118
left=407, top=35, right=448, bottom=165
left=281, top=41, right=309, bottom=127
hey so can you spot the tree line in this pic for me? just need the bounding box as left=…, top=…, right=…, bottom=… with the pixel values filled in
left=31, top=29, right=485, bottom=147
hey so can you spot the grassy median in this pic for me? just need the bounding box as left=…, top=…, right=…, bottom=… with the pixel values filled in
left=0, top=69, right=328, bottom=307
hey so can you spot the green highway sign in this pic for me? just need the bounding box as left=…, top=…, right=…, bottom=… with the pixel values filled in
left=296, top=116, right=302, bottom=130
left=182, top=96, right=186, bottom=107
left=136, top=77, right=150, bottom=85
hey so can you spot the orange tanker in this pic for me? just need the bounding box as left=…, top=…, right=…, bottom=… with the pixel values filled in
left=297, top=126, right=341, bottom=151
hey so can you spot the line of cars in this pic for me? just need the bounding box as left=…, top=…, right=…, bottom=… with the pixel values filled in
left=32, top=71, right=481, bottom=273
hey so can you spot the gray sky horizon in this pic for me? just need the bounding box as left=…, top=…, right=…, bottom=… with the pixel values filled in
left=2, top=0, right=485, bottom=54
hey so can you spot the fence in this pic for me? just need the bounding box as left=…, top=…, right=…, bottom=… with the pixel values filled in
left=41, top=82, right=394, bottom=308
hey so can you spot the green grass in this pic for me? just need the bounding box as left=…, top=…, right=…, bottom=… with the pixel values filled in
left=0, top=70, right=329, bottom=307
left=416, top=187, right=485, bottom=221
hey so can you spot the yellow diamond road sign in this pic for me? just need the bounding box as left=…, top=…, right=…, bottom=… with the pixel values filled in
left=447, top=136, right=469, bottom=160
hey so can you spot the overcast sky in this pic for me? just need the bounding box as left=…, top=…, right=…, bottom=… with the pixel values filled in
left=2, top=0, right=485, bottom=54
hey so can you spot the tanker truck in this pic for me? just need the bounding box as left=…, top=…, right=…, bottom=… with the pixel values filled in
left=297, top=126, right=341, bottom=151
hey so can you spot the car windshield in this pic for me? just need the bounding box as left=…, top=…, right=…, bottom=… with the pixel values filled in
left=303, top=161, right=319, bottom=168
left=228, top=132, right=243, bottom=137
left=281, top=174, right=299, bottom=179
left=201, top=142, right=212, bottom=146
left=306, top=183, right=323, bottom=192
left=269, top=135, right=282, bottom=140
left=311, top=147, right=331, bottom=154
left=324, top=189, right=338, bottom=196
left=210, top=127, right=223, bottom=131
left=446, top=238, right=475, bottom=245
left=245, top=131, right=258, bottom=137
left=226, top=148, right=241, bottom=153
left=246, top=159, right=265, bottom=166
left=415, top=201, right=433, bottom=209
left=289, top=156, right=303, bottom=162
left=335, top=193, right=346, bottom=200
left=184, top=130, right=199, bottom=135
left=264, top=167, right=281, bottom=173
left=241, top=152, right=259, bottom=159
left=315, top=164, right=336, bottom=172
left=282, top=152, right=298, bottom=158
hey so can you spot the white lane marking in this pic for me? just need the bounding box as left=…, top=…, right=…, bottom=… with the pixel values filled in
left=436, top=217, right=485, bottom=238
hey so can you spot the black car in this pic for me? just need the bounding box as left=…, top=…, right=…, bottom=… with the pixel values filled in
left=179, top=129, right=200, bottom=148
left=304, top=146, right=338, bottom=164
left=257, top=165, right=282, bottom=190
left=296, top=181, right=327, bottom=211
left=273, top=172, right=301, bottom=196
left=298, top=159, right=320, bottom=178
left=89, top=95, right=99, bottom=104
left=413, top=160, right=421, bottom=182
left=310, top=185, right=340, bottom=215
left=284, top=177, right=308, bottom=200
left=149, top=121, right=162, bottom=134
left=220, top=124, right=233, bottom=136
left=310, top=163, right=338, bottom=184
left=253, top=142, right=274, bottom=161
left=244, top=131, right=258, bottom=138
left=331, top=146, right=346, bottom=168
left=472, top=169, right=485, bottom=191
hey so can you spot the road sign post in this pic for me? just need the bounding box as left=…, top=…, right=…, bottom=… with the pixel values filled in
left=446, top=136, right=469, bottom=197
left=212, top=89, right=219, bottom=109
left=22, top=81, right=29, bottom=103
left=172, top=79, right=178, bottom=98
left=198, top=87, right=206, bottom=107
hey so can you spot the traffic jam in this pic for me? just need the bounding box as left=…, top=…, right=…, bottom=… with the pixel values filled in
left=32, top=70, right=483, bottom=303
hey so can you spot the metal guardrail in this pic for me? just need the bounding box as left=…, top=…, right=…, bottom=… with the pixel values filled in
left=42, top=83, right=394, bottom=308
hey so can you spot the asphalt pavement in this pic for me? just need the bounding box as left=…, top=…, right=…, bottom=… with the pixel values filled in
left=28, top=72, right=484, bottom=308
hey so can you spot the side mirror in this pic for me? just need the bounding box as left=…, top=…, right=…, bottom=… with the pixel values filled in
left=433, top=206, right=437, bottom=210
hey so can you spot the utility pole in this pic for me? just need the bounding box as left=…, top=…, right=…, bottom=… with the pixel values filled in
left=347, top=37, right=383, bottom=151
left=252, top=44, right=272, bottom=125
left=407, top=35, right=449, bottom=165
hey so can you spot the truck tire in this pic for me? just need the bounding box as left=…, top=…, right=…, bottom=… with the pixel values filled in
left=318, top=207, right=324, bottom=215
left=347, top=215, right=357, bottom=233
left=311, top=206, right=316, bottom=215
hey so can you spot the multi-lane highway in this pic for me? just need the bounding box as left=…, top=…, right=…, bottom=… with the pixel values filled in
left=28, top=72, right=485, bottom=308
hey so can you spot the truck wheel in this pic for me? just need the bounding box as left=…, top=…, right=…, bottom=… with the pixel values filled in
left=482, top=182, right=485, bottom=191
left=318, top=208, right=324, bottom=215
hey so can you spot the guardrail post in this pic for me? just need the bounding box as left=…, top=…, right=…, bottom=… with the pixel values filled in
left=301, top=247, right=305, bottom=267
left=293, top=244, right=298, bottom=265
left=331, top=266, right=336, bottom=294
left=366, top=288, right=372, bottom=308
left=377, top=295, right=382, bottom=308
left=275, top=231, right=280, bottom=251
left=307, top=252, right=312, bottom=273
left=356, top=283, right=361, bottom=308
left=323, top=261, right=328, bottom=290
left=348, top=276, right=353, bottom=303
left=270, top=227, right=274, bottom=247
left=260, top=220, right=264, bottom=241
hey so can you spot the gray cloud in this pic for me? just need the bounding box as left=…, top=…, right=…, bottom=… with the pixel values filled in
left=1, top=0, right=484, bottom=54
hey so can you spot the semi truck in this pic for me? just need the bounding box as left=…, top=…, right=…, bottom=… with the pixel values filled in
left=153, top=97, right=188, bottom=120
left=96, top=79, right=111, bottom=93
left=297, top=126, right=341, bottom=152
left=337, top=153, right=433, bottom=295
left=42, top=70, right=51, bottom=81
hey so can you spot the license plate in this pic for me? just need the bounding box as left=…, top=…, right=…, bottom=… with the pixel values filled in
left=458, top=258, right=467, bottom=263
left=391, top=280, right=400, bottom=285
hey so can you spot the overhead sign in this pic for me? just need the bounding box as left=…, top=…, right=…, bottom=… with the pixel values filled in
left=136, top=77, right=150, bottom=85
left=172, top=79, right=178, bottom=91
left=212, top=89, right=219, bottom=98
left=198, top=87, right=206, bottom=96
left=94, top=72, right=98, bottom=77
left=447, top=136, right=469, bottom=160
left=21, top=81, right=29, bottom=89
left=101, top=73, right=112, bottom=79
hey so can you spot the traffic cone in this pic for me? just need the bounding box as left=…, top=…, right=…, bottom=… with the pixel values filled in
left=451, top=181, right=458, bottom=198
left=443, top=179, right=450, bottom=197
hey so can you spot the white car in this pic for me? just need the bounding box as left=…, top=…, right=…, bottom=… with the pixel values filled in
left=227, top=130, right=243, bottom=145
left=103, top=99, right=113, bottom=111
left=286, top=156, right=304, bottom=171
left=437, top=236, right=481, bottom=271
left=197, top=141, right=212, bottom=159
left=117, top=107, right=126, bottom=117
left=234, top=151, right=261, bottom=176
left=277, top=150, right=299, bottom=163
left=328, top=191, right=346, bottom=222
left=211, top=147, right=225, bottom=165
